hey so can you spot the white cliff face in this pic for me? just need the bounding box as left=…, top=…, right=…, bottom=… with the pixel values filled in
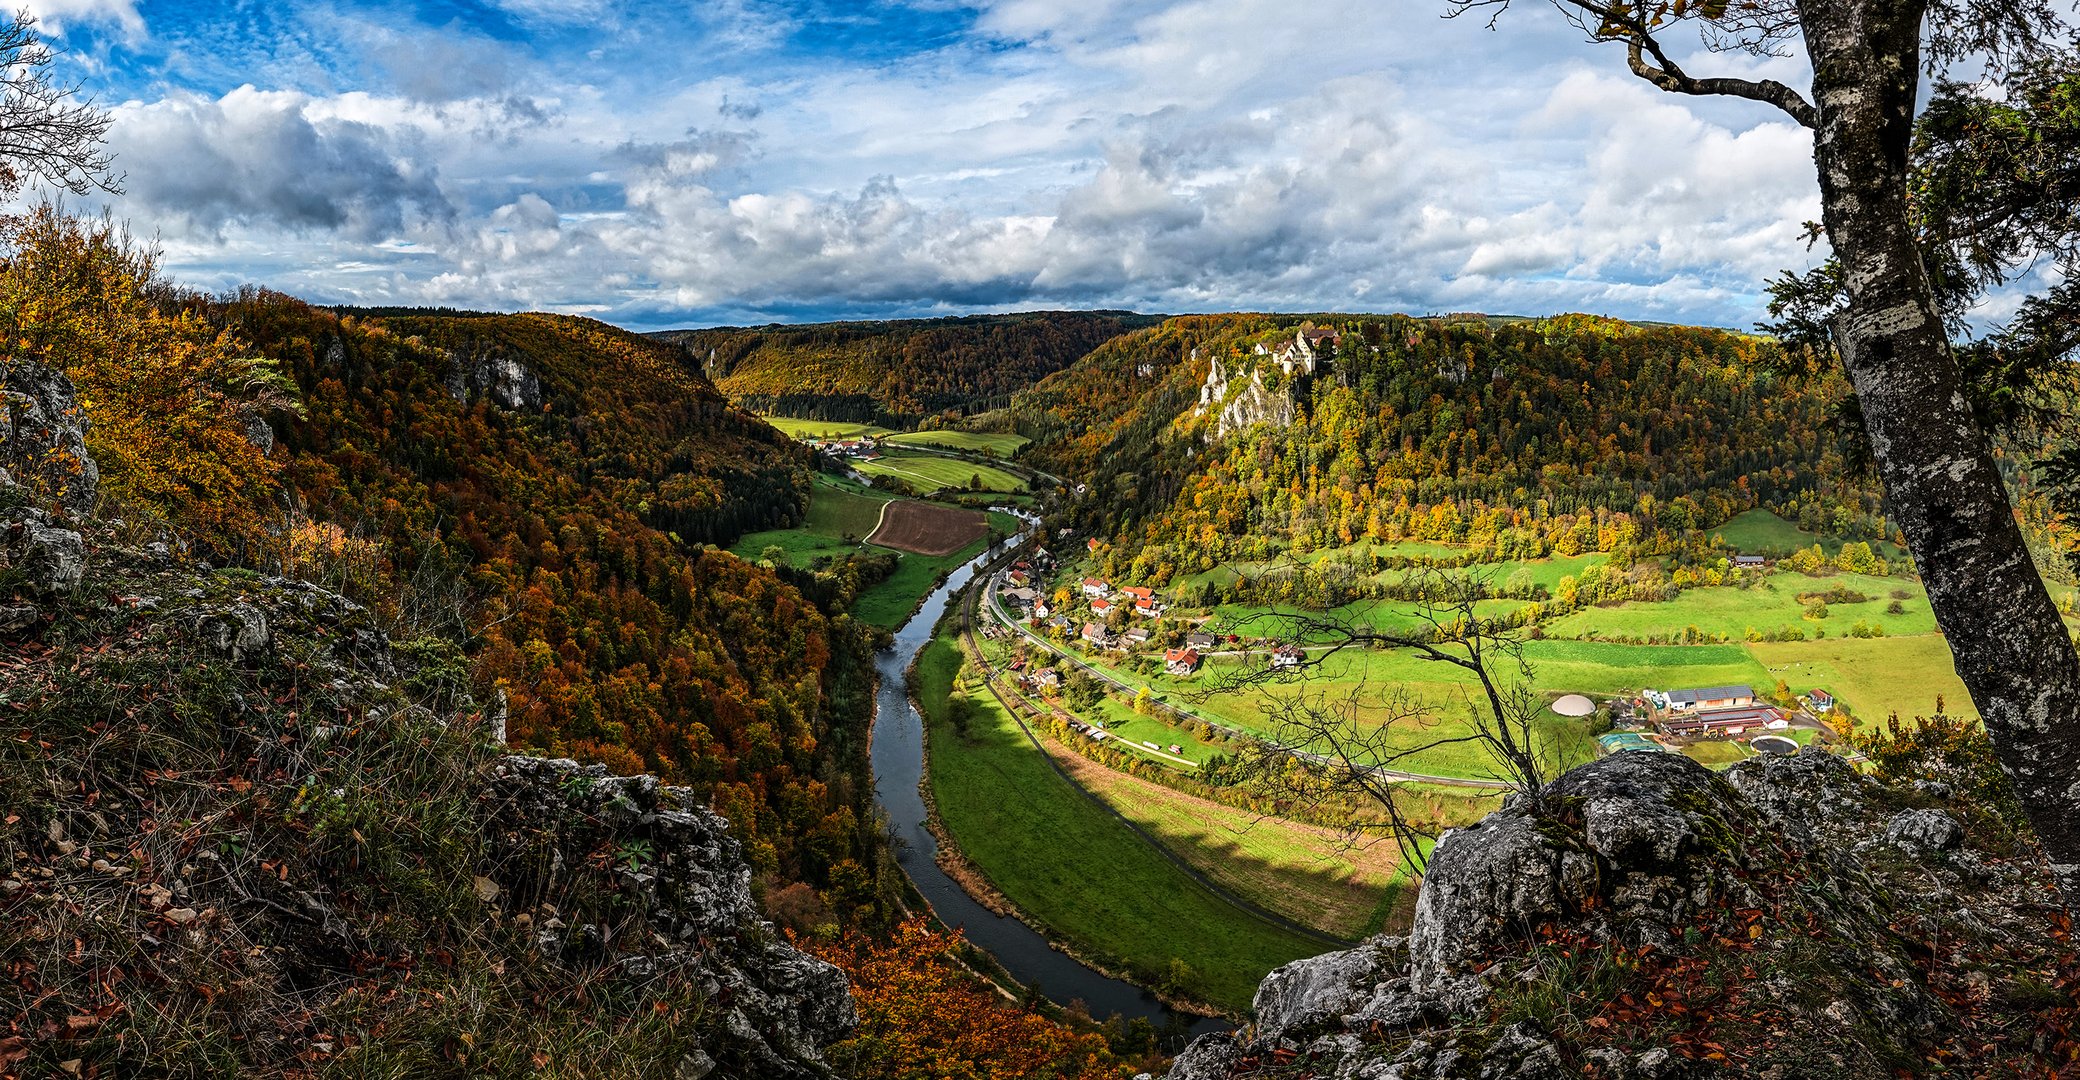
left=1196, top=348, right=1299, bottom=438
left=444, top=349, right=544, bottom=411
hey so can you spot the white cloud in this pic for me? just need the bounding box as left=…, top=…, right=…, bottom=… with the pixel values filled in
left=24, top=0, right=143, bottom=41
left=99, top=0, right=1831, bottom=327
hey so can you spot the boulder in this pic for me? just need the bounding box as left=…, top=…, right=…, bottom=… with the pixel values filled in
left=1885, top=808, right=1964, bottom=853
left=195, top=603, right=272, bottom=663
left=5, top=511, right=87, bottom=599
left=0, top=358, right=98, bottom=519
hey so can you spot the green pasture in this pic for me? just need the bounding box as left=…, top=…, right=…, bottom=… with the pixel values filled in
left=1748, top=635, right=1975, bottom=722
left=760, top=416, right=896, bottom=441
left=886, top=429, right=1031, bottom=456
left=1711, top=509, right=1908, bottom=563
left=918, top=631, right=1325, bottom=1011
left=855, top=449, right=1029, bottom=495
left=1544, top=571, right=1935, bottom=641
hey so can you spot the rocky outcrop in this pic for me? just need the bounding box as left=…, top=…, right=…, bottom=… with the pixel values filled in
left=0, top=357, right=98, bottom=519
left=1168, top=750, right=2071, bottom=1078
left=1196, top=354, right=1297, bottom=438
left=4, top=509, right=86, bottom=600
left=444, top=346, right=543, bottom=411
left=487, top=757, right=857, bottom=1075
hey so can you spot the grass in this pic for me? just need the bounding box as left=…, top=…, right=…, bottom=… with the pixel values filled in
left=1748, top=635, right=1976, bottom=722
left=1076, top=646, right=1600, bottom=781
left=855, top=449, right=1029, bottom=495
left=919, top=630, right=1326, bottom=1011
left=731, top=476, right=893, bottom=569
left=759, top=416, right=895, bottom=440
left=1544, top=571, right=1936, bottom=641
left=886, top=429, right=1030, bottom=456
left=731, top=477, right=1012, bottom=628
left=1711, top=509, right=1909, bottom=563
left=1048, top=748, right=1421, bottom=941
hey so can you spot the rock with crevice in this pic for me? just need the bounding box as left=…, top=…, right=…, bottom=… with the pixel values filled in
left=487, top=756, right=856, bottom=1076
left=444, top=347, right=543, bottom=411
left=0, top=358, right=98, bottom=519
left=5, top=510, right=87, bottom=599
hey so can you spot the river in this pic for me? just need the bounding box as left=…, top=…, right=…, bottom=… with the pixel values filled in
left=868, top=544, right=1229, bottom=1038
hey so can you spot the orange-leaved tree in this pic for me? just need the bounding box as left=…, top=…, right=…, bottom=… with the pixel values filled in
left=811, top=919, right=1131, bottom=1080
left=0, top=206, right=296, bottom=555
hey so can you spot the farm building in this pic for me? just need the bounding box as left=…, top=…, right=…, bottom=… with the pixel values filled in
left=1186, top=631, right=1218, bottom=650
left=1807, top=688, right=1835, bottom=713
left=1081, top=577, right=1110, bottom=597
left=1270, top=645, right=1306, bottom=669
left=1125, top=627, right=1151, bottom=644
left=1165, top=648, right=1203, bottom=676
left=1650, top=685, right=1756, bottom=713
left=1732, top=554, right=1767, bottom=569
left=1661, top=704, right=1785, bottom=738
left=1082, top=623, right=1118, bottom=648
left=1001, top=587, right=1039, bottom=608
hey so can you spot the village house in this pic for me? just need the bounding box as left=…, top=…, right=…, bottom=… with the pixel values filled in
left=1125, top=626, right=1151, bottom=644
left=1087, top=537, right=1102, bottom=554
left=1186, top=631, right=1218, bottom=651
left=1732, top=554, right=1768, bottom=570
left=1090, top=597, right=1113, bottom=616
left=1134, top=596, right=1162, bottom=616
left=1270, top=644, right=1306, bottom=669
left=1001, top=587, right=1039, bottom=609
left=1165, top=647, right=1203, bottom=676
left=1033, top=602, right=1051, bottom=619
left=1806, top=688, right=1836, bottom=713
left=1034, top=668, right=1061, bottom=689
left=1082, top=623, right=1118, bottom=648
left=1119, top=586, right=1154, bottom=602
left=1081, top=577, right=1110, bottom=598
left=1007, top=569, right=1030, bottom=587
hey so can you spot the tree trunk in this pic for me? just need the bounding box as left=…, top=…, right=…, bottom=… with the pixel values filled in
left=1803, top=0, right=2080, bottom=902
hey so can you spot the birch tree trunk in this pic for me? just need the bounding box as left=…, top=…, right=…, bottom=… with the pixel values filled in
left=1803, top=0, right=2080, bottom=901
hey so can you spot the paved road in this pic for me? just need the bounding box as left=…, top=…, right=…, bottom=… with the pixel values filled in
left=976, top=551, right=1515, bottom=791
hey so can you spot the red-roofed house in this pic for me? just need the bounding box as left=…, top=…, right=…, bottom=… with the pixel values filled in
left=1081, top=577, right=1110, bottom=598
left=1165, top=647, right=1202, bottom=676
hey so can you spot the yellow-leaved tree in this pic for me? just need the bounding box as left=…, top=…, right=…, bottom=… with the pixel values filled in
left=0, top=206, right=297, bottom=555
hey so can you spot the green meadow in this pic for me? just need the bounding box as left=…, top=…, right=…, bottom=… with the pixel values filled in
left=917, top=630, right=1324, bottom=1011
left=885, top=429, right=1030, bottom=456
left=854, top=449, right=1029, bottom=495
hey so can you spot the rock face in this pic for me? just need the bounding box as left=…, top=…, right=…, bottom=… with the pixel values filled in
left=4, top=509, right=87, bottom=599
left=1197, top=354, right=1298, bottom=438
left=444, top=347, right=544, bottom=411
left=487, top=757, right=857, bottom=1076
left=0, top=357, right=98, bottom=519
left=1168, top=750, right=2069, bottom=1079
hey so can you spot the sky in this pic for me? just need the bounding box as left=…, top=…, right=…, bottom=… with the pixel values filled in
left=35, top=0, right=1830, bottom=330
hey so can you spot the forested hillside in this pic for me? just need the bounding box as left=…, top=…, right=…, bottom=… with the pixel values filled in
left=195, top=295, right=882, bottom=896
left=654, top=311, right=1159, bottom=426
left=1013, top=313, right=1876, bottom=583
